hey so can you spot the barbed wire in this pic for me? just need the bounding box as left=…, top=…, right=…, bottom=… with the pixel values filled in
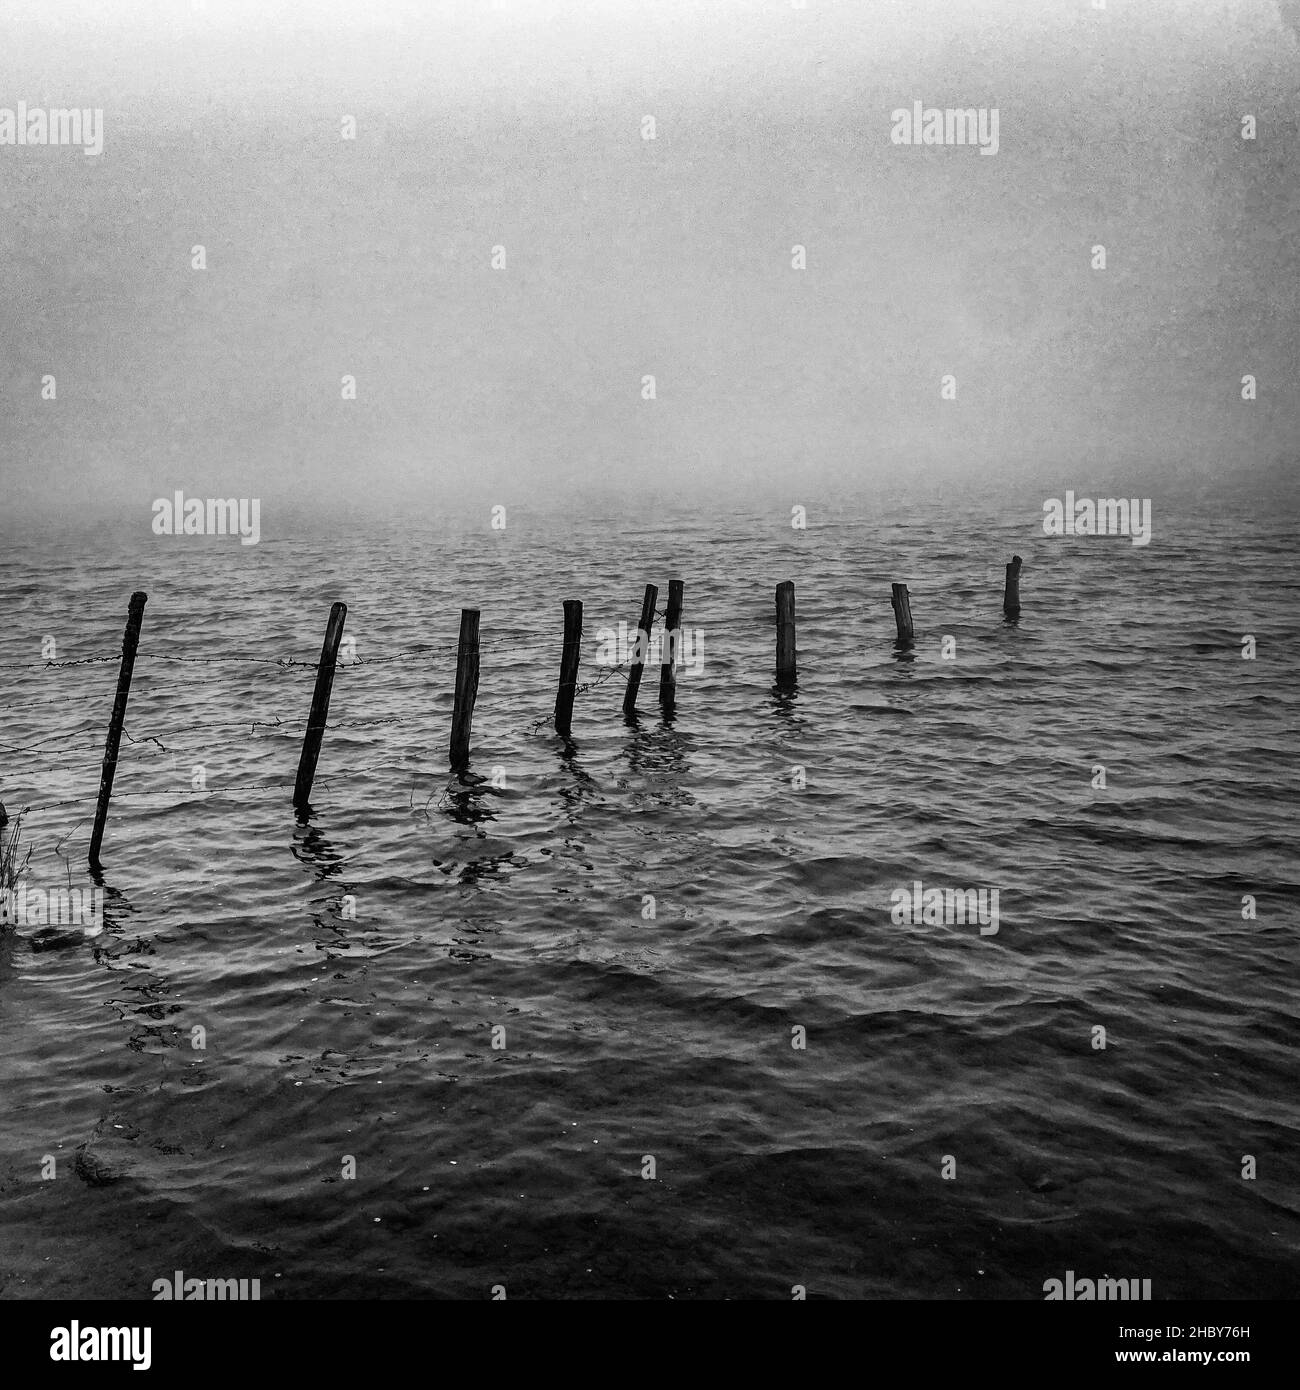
left=6, top=689, right=107, bottom=712
left=9, top=639, right=520, bottom=675
left=3, top=759, right=497, bottom=818
left=6, top=779, right=300, bottom=816
left=0, top=728, right=90, bottom=756
left=121, top=729, right=169, bottom=754
left=526, top=661, right=635, bottom=733
left=4, top=697, right=489, bottom=759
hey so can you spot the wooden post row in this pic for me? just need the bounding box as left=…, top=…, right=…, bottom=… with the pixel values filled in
left=76, top=558, right=1028, bottom=852
left=89, top=591, right=148, bottom=869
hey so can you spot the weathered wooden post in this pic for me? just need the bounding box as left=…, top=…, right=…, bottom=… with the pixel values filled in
left=450, top=608, right=481, bottom=771
left=890, top=583, right=914, bottom=643
left=554, top=599, right=583, bottom=737
left=776, top=581, right=796, bottom=682
left=1003, top=555, right=1023, bottom=617
left=622, top=584, right=658, bottom=716
left=659, top=578, right=684, bottom=710
left=88, top=591, right=148, bottom=869
left=293, top=601, right=348, bottom=812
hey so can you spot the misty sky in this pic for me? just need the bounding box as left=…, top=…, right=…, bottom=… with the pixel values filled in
left=1, top=0, right=1297, bottom=518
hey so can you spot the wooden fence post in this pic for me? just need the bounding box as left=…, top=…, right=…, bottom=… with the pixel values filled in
left=554, top=600, right=583, bottom=737
left=450, top=608, right=481, bottom=771
left=776, top=581, right=796, bottom=682
left=88, top=591, right=147, bottom=869
left=293, top=601, right=348, bottom=811
left=622, top=584, right=658, bottom=716
left=890, top=583, right=914, bottom=643
left=659, top=578, right=684, bottom=710
left=1003, top=555, right=1023, bottom=617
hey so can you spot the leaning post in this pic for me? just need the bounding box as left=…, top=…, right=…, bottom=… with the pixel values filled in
left=622, top=584, right=658, bottom=716
left=293, top=601, right=348, bottom=811
left=88, top=591, right=148, bottom=869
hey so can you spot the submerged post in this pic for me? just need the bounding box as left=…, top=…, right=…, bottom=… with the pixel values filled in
left=89, top=591, right=148, bottom=868
left=450, top=608, right=481, bottom=771
left=554, top=599, right=583, bottom=737
left=622, top=583, right=658, bottom=716
left=659, top=578, right=684, bottom=711
left=776, top=581, right=796, bottom=682
left=293, top=601, right=348, bottom=812
left=1003, top=555, right=1023, bottom=617
left=890, top=583, right=914, bottom=643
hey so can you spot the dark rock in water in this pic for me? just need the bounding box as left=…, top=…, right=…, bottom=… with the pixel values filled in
left=73, top=1146, right=121, bottom=1188
left=29, top=929, right=87, bottom=953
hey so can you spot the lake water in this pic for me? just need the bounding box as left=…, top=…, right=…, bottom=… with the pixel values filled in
left=1, top=488, right=1297, bottom=1299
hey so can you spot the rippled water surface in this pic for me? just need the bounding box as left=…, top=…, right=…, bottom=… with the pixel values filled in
left=2, top=491, right=1297, bottom=1299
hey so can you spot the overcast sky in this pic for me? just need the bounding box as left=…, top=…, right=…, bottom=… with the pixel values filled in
left=1, top=0, right=1296, bottom=518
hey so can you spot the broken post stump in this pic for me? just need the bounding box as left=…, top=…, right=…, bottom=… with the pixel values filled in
left=622, top=583, right=658, bottom=716
left=449, top=608, right=481, bottom=771
left=891, top=583, right=914, bottom=643
left=1004, top=555, right=1023, bottom=617
left=554, top=599, right=583, bottom=738
left=88, top=591, right=148, bottom=869
left=293, top=601, right=348, bottom=811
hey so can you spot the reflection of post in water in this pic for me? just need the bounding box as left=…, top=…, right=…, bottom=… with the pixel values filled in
left=549, top=739, right=600, bottom=895
left=94, top=879, right=136, bottom=934
left=75, top=877, right=180, bottom=1056
left=289, top=817, right=364, bottom=959
left=32, top=869, right=139, bottom=954
left=439, top=776, right=497, bottom=829
left=556, top=739, right=599, bottom=824
left=623, top=719, right=696, bottom=809
left=770, top=677, right=799, bottom=718
left=290, top=817, right=347, bottom=881
left=433, top=837, right=519, bottom=891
